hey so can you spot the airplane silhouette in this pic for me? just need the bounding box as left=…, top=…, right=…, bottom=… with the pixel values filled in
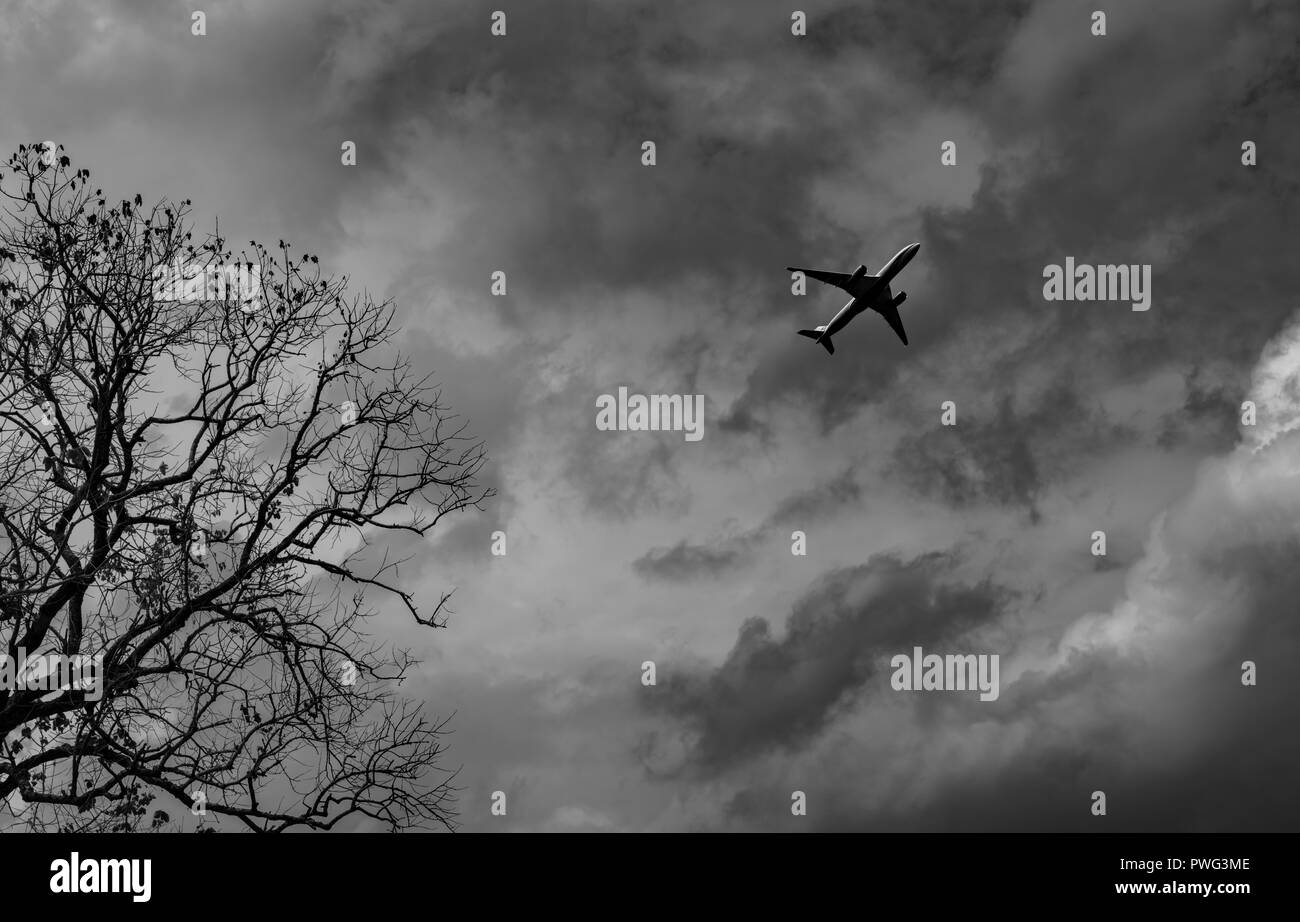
left=789, top=242, right=919, bottom=353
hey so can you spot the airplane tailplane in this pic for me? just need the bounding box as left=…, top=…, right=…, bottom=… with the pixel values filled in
left=797, top=329, right=835, bottom=354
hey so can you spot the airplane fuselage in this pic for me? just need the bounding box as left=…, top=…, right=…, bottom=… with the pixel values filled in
left=823, top=243, right=919, bottom=338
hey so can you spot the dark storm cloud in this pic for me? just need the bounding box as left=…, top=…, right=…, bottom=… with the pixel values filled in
left=895, top=406, right=1039, bottom=513
left=630, top=467, right=865, bottom=582
left=802, top=0, right=1035, bottom=93
left=724, top=533, right=1300, bottom=833
left=975, top=2, right=1300, bottom=359
left=1091, top=554, right=1124, bottom=573
left=767, top=467, right=862, bottom=526
left=887, top=382, right=1129, bottom=515
left=302, top=0, right=1300, bottom=833
left=305, top=0, right=1061, bottom=446
left=632, top=535, right=756, bottom=582
left=649, top=551, right=1008, bottom=772
left=316, top=0, right=1294, bottom=478
left=725, top=0, right=1300, bottom=441
left=321, top=0, right=833, bottom=306
left=561, top=421, right=691, bottom=520
left=718, top=344, right=904, bottom=438
left=20, top=0, right=1300, bottom=457
left=1156, top=368, right=1246, bottom=451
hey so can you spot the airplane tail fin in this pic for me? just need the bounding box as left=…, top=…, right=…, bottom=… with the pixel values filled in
left=797, top=329, right=835, bottom=354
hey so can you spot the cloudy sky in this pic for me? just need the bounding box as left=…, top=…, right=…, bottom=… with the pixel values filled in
left=4, top=0, right=1300, bottom=831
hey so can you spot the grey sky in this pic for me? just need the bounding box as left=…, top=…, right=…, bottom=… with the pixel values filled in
left=4, top=0, right=1299, bottom=831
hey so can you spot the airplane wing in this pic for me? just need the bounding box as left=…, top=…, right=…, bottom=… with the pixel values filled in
left=876, top=303, right=909, bottom=345
left=787, top=267, right=855, bottom=291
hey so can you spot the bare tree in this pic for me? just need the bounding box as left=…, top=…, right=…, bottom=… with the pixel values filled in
left=0, top=144, right=491, bottom=832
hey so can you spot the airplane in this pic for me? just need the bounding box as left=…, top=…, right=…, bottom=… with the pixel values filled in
left=789, top=242, right=920, bottom=353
